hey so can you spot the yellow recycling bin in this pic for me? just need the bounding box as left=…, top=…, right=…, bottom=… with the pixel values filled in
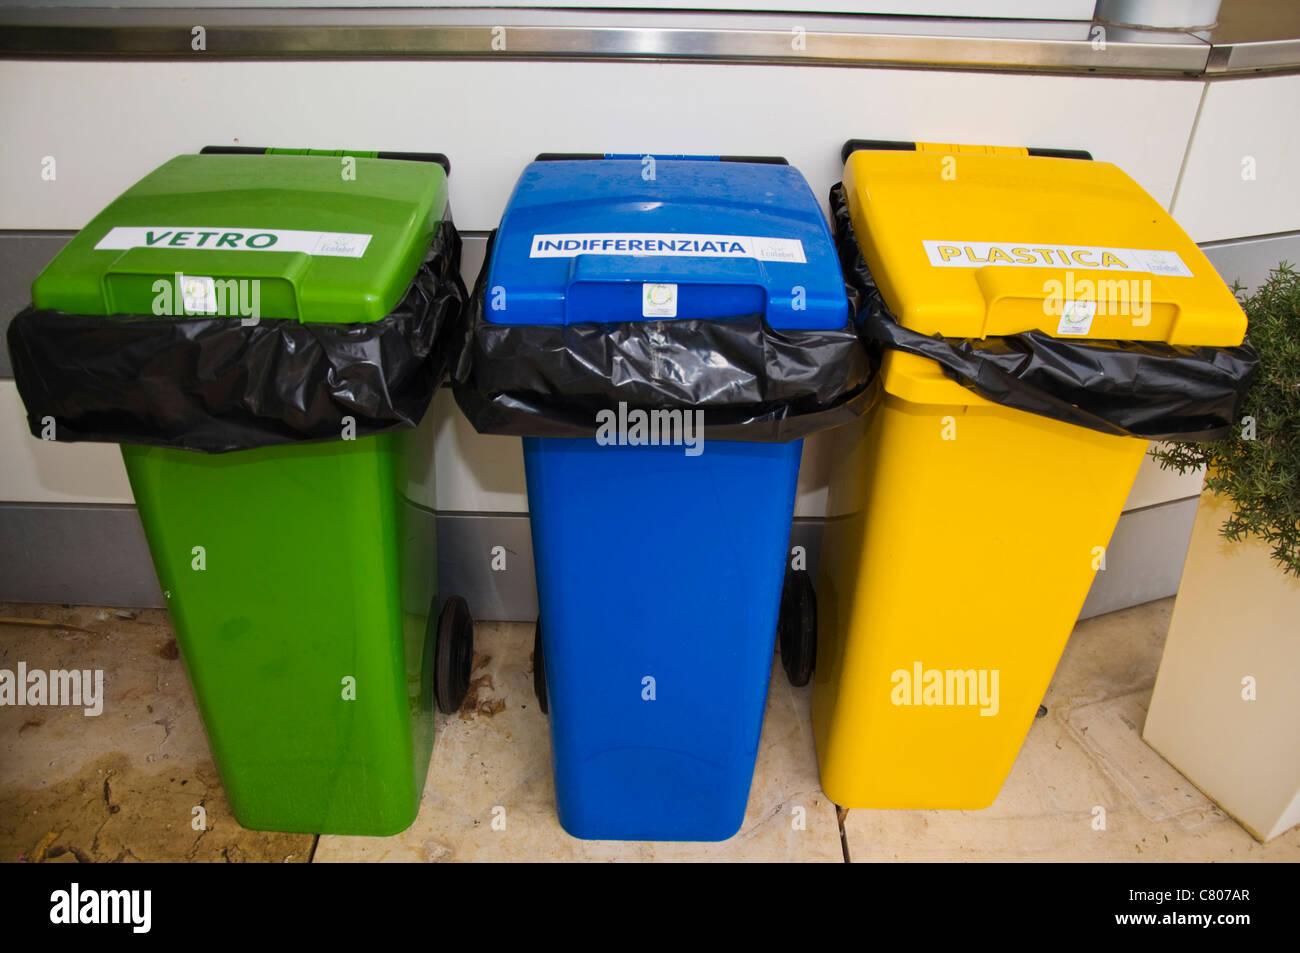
left=813, top=141, right=1255, bottom=809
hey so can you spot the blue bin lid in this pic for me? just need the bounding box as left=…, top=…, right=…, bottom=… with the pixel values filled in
left=485, top=157, right=848, bottom=330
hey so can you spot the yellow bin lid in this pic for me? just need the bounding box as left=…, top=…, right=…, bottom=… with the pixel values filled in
left=842, top=143, right=1247, bottom=348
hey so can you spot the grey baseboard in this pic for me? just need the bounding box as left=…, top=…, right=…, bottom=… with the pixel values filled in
left=1079, top=495, right=1200, bottom=619
left=433, top=511, right=537, bottom=623
left=0, top=231, right=74, bottom=377
left=1199, top=231, right=1300, bottom=297
left=0, top=502, right=163, bottom=607
left=430, top=512, right=826, bottom=623
left=1, top=500, right=1191, bottom=623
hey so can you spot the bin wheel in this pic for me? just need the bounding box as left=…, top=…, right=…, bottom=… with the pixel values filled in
left=533, top=617, right=548, bottom=716
left=434, top=595, right=474, bottom=714
left=779, top=569, right=817, bottom=687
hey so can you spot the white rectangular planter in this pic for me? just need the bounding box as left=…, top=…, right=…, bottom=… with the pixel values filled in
left=1144, top=489, right=1300, bottom=842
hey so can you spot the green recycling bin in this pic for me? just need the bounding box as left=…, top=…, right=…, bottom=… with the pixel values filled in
left=7, top=148, right=474, bottom=835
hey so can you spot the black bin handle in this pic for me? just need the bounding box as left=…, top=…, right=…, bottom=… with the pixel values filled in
left=199, top=146, right=451, bottom=174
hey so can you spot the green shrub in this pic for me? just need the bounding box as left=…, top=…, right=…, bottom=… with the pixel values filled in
left=1151, top=263, right=1300, bottom=577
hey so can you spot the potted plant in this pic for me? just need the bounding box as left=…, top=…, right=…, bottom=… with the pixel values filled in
left=1143, top=262, right=1299, bottom=842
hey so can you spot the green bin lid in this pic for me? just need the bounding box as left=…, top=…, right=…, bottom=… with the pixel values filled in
left=31, top=151, right=448, bottom=323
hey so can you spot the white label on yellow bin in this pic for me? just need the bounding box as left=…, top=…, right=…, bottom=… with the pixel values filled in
left=530, top=233, right=806, bottom=263
left=1057, top=297, right=1097, bottom=335
left=922, top=240, right=1193, bottom=277
left=643, top=283, right=678, bottom=318
left=95, top=227, right=373, bottom=258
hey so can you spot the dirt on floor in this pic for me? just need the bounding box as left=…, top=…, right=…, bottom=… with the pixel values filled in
left=0, top=604, right=313, bottom=863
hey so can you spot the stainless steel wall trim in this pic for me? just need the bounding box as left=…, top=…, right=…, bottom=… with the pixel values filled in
left=1203, top=0, right=1300, bottom=74
left=1206, top=37, right=1300, bottom=73
left=0, top=9, right=1216, bottom=75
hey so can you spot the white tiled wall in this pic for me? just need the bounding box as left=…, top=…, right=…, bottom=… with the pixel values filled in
left=0, top=380, right=133, bottom=504
left=1171, top=74, right=1300, bottom=243
left=11, top=61, right=1295, bottom=523
left=0, top=59, right=1214, bottom=516
left=0, top=61, right=1199, bottom=232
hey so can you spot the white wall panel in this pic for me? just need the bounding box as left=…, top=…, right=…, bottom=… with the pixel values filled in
left=0, top=380, right=133, bottom=504
left=17, top=385, right=1202, bottom=516
left=1123, top=446, right=1205, bottom=511
left=1, top=60, right=1201, bottom=233
left=424, top=388, right=836, bottom=516
left=0, top=60, right=1207, bottom=514
left=429, top=388, right=525, bottom=513
left=1172, top=73, right=1300, bottom=242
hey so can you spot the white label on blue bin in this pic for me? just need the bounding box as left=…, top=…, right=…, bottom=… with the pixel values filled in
left=529, top=233, right=806, bottom=264
left=642, top=283, right=677, bottom=318
left=921, top=240, right=1193, bottom=277
left=94, top=227, right=373, bottom=258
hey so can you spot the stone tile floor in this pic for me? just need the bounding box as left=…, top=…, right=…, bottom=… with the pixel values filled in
left=1, top=598, right=1296, bottom=862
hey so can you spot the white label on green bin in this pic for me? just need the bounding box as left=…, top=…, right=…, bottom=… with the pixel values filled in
left=94, top=227, right=373, bottom=258
left=530, top=233, right=806, bottom=264
left=921, top=240, right=1193, bottom=277
left=180, top=275, right=219, bottom=314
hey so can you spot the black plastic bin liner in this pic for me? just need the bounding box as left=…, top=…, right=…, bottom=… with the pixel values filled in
left=452, top=233, right=877, bottom=443
left=830, top=184, right=1258, bottom=442
left=7, top=220, right=467, bottom=454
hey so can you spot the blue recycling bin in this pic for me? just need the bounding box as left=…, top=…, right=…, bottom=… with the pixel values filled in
left=483, top=155, right=851, bottom=840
